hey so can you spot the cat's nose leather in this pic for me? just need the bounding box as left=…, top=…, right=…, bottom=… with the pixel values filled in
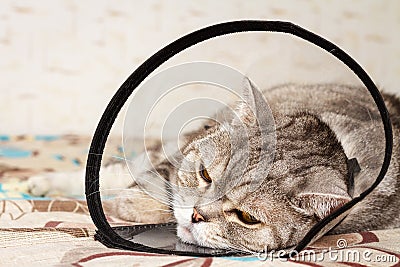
left=192, top=208, right=205, bottom=223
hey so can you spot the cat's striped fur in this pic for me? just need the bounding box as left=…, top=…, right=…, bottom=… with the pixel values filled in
left=29, top=83, right=400, bottom=252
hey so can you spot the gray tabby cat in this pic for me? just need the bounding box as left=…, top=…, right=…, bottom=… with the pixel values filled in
left=29, top=82, right=400, bottom=252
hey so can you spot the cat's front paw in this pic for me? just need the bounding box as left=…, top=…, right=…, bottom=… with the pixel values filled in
left=113, top=188, right=173, bottom=224
left=27, top=170, right=85, bottom=197
left=27, top=175, right=52, bottom=197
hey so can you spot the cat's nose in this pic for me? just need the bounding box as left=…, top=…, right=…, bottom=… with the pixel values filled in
left=192, top=208, right=205, bottom=223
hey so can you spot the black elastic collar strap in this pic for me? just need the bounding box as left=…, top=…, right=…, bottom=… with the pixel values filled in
left=85, top=20, right=393, bottom=257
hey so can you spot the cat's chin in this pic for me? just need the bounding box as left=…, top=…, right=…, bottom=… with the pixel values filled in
left=176, top=225, right=197, bottom=244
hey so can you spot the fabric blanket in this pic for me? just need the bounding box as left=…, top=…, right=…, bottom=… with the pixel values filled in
left=0, top=135, right=399, bottom=266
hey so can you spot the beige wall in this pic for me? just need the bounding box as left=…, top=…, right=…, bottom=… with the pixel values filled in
left=1, top=0, right=399, bottom=135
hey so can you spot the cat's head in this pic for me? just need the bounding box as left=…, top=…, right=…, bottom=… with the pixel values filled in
left=172, top=80, right=351, bottom=252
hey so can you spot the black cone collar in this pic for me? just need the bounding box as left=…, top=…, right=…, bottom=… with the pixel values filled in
left=85, top=20, right=393, bottom=257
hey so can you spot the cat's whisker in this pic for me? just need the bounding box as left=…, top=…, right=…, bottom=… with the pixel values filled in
left=139, top=208, right=172, bottom=213
left=130, top=184, right=175, bottom=201
left=229, top=243, right=256, bottom=254
left=87, top=152, right=150, bottom=169
left=114, top=188, right=172, bottom=202
left=366, top=107, right=373, bottom=122
left=87, top=152, right=132, bottom=162
left=85, top=187, right=142, bottom=198
left=134, top=168, right=175, bottom=198
left=112, top=194, right=168, bottom=203
left=85, top=165, right=132, bottom=177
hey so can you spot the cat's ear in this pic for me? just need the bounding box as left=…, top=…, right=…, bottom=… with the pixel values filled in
left=232, top=78, right=271, bottom=127
left=292, top=193, right=351, bottom=220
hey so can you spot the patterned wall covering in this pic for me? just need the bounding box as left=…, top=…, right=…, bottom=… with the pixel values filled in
left=1, top=0, right=399, bottom=134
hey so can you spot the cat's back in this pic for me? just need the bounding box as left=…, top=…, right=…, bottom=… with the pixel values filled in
left=263, top=83, right=383, bottom=122
left=262, top=84, right=400, bottom=232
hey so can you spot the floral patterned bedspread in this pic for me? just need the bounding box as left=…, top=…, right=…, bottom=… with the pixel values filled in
left=0, top=135, right=399, bottom=266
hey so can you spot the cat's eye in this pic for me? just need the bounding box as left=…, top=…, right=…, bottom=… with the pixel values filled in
left=235, top=209, right=260, bottom=225
left=199, top=165, right=212, bottom=183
